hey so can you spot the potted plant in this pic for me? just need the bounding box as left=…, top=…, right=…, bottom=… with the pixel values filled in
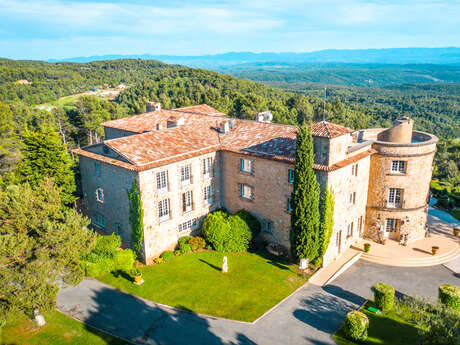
left=432, top=246, right=439, bottom=255
left=364, top=243, right=371, bottom=253
left=131, top=268, right=142, bottom=284
left=453, top=227, right=459, bottom=237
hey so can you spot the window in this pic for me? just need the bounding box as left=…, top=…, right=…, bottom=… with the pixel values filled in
left=94, top=212, right=106, bottom=228
left=158, top=199, right=170, bottom=222
left=358, top=216, right=363, bottom=234
left=181, top=164, right=191, bottom=185
left=385, top=218, right=399, bottom=232
left=240, top=158, right=253, bottom=173
left=265, top=220, right=273, bottom=234
left=347, top=222, right=354, bottom=237
left=388, top=188, right=402, bottom=208
left=288, top=169, right=294, bottom=184
left=178, top=218, right=198, bottom=232
left=336, top=231, right=340, bottom=247
left=182, top=191, right=193, bottom=213
left=287, top=197, right=293, bottom=212
left=156, top=171, right=168, bottom=193
left=351, top=163, right=358, bottom=176
left=96, top=188, right=104, bottom=203
left=240, top=184, right=253, bottom=200
left=95, top=162, right=100, bottom=176
left=203, top=157, right=212, bottom=178
left=391, top=161, right=406, bottom=174
left=204, top=185, right=213, bottom=204
left=349, top=192, right=356, bottom=205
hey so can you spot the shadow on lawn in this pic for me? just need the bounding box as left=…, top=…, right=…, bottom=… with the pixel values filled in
left=199, top=258, right=222, bottom=271
left=251, top=249, right=291, bottom=271
left=82, top=286, right=256, bottom=345
left=112, top=270, right=133, bottom=282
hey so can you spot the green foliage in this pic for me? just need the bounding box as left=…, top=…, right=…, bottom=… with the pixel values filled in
left=113, top=249, right=135, bottom=272
left=373, top=283, right=395, bottom=311
left=178, top=236, right=191, bottom=249
left=438, top=284, right=460, bottom=311
left=343, top=310, right=369, bottom=342
left=0, top=102, right=20, bottom=174
left=17, top=128, right=76, bottom=204
left=92, top=233, right=121, bottom=258
left=202, top=210, right=252, bottom=252
left=154, top=257, right=164, bottom=264
left=160, top=251, right=174, bottom=261
left=0, top=179, right=96, bottom=320
left=128, top=180, right=144, bottom=259
left=188, top=236, right=206, bottom=251
left=180, top=243, right=192, bottom=254
left=290, top=123, right=321, bottom=261
left=234, top=209, right=261, bottom=239
left=395, top=295, right=460, bottom=345
left=318, top=185, right=334, bottom=264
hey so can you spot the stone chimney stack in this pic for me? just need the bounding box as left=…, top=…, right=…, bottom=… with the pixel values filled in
left=146, top=102, right=161, bottom=112
left=377, top=117, right=414, bottom=143
left=256, top=111, right=273, bottom=123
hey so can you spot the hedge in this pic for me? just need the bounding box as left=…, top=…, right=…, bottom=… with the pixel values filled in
left=373, top=283, right=395, bottom=311
left=344, top=310, right=369, bottom=342
left=439, top=284, right=460, bottom=311
left=180, top=243, right=192, bottom=254
left=160, top=250, right=174, bottom=261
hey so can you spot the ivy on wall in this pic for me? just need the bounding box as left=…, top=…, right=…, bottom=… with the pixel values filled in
left=128, top=179, right=144, bottom=259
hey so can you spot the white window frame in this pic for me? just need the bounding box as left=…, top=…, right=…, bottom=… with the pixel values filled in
left=240, top=184, right=253, bottom=200
left=183, top=191, right=193, bottom=213
left=388, top=188, right=402, bottom=208
left=96, top=188, right=104, bottom=203
left=288, top=169, right=294, bottom=184
left=156, top=170, right=168, bottom=194
left=349, top=192, right=356, bottom=205
left=158, top=199, right=170, bottom=222
left=385, top=218, right=399, bottom=232
left=181, top=164, right=191, bottom=186
left=203, top=157, right=212, bottom=178
left=178, top=218, right=198, bottom=232
left=204, top=185, right=213, bottom=204
left=391, top=160, right=406, bottom=174
left=240, top=158, right=252, bottom=173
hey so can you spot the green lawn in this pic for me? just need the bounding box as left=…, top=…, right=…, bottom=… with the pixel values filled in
left=334, top=302, right=420, bottom=345
left=98, top=251, right=308, bottom=322
left=1, top=310, right=127, bottom=345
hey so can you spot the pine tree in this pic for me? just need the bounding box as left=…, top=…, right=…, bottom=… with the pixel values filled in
left=290, top=123, right=321, bottom=262
left=18, top=128, right=76, bottom=204
left=128, top=180, right=144, bottom=260
left=0, top=179, right=96, bottom=322
left=317, top=184, right=335, bottom=265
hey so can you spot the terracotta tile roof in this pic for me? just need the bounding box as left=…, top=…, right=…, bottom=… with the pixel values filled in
left=311, top=121, right=354, bottom=138
left=76, top=104, right=370, bottom=172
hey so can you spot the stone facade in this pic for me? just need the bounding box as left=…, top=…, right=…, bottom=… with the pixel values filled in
left=75, top=104, right=437, bottom=267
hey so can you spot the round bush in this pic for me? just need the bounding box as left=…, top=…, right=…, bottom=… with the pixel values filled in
left=113, top=249, right=135, bottom=272
left=160, top=250, right=174, bottom=261
left=180, top=243, right=192, bottom=254
left=344, top=310, right=369, bottom=342
left=439, top=284, right=460, bottom=311
left=234, top=209, right=261, bottom=239
left=178, top=236, right=191, bottom=248
left=189, top=236, right=206, bottom=251
left=373, top=283, right=395, bottom=311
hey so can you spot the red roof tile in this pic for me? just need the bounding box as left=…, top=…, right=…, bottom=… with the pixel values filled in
left=311, top=121, right=353, bottom=138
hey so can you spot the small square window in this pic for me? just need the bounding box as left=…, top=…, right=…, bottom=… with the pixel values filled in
left=288, top=169, right=294, bottom=184
left=240, top=159, right=253, bottom=173
left=391, top=161, right=406, bottom=174
left=240, top=184, right=253, bottom=199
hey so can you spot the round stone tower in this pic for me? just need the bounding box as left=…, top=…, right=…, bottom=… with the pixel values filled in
left=361, top=118, right=438, bottom=243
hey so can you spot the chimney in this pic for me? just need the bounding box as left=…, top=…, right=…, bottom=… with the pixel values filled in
left=167, top=116, right=184, bottom=128
left=256, top=111, right=273, bottom=123
left=218, top=120, right=230, bottom=134
left=146, top=102, right=161, bottom=112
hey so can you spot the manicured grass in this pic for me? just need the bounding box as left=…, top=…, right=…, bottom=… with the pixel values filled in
left=334, top=302, right=420, bottom=345
left=98, top=251, right=308, bottom=322
left=449, top=209, right=460, bottom=221
left=1, top=310, right=127, bottom=345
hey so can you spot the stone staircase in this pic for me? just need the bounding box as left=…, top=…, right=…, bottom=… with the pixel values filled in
left=361, top=243, right=460, bottom=267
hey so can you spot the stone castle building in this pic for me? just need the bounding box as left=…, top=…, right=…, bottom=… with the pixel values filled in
left=74, top=103, right=437, bottom=265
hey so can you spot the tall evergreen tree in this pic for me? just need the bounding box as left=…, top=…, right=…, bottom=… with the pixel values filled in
left=317, top=184, right=335, bottom=265
left=0, top=179, right=96, bottom=322
left=290, top=123, right=321, bottom=262
left=18, top=128, right=76, bottom=204
left=0, top=102, right=20, bottom=174
left=128, top=180, right=144, bottom=260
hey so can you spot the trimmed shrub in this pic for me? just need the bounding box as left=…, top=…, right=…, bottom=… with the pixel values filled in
left=180, top=243, right=192, bottom=254
left=343, top=310, right=369, bottom=342
left=373, top=283, right=395, bottom=311
left=83, top=258, right=115, bottom=277
left=160, top=250, right=174, bottom=261
left=154, top=257, right=164, bottom=264
left=93, top=234, right=121, bottom=258
left=227, top=215, right=252, bottom=251
left=113, top=249, right=135, bottom=272
left=234, top=209, right=261, bottom=239
left=439, top=284, right=460, bottom=311
left=189, top=236, right=206, bottom=251
left=178, top=236, right=191, bottom=248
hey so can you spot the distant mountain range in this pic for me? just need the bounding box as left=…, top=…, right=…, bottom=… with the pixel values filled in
left=47, top=48, right=460, bottom=66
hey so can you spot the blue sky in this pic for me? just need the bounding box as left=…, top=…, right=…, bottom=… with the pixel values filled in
left=1, top=0, right=459, bottom=60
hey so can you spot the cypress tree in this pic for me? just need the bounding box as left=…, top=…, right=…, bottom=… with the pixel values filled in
left=128, top=180, right=144, bottom=260
left=317, top=184, right=335, bottom=265
left=290, top=123, right=321, bottom=262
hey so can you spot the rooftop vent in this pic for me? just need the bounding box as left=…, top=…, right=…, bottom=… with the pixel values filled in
left=256, top=111, right=273, bottom=123
left=167, top=116, right=184, bottom=128
left=146, top=102, right=161, bottom=112
left=218, top=120, right=231, bottom=134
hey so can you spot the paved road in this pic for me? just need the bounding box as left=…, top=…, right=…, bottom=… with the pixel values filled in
left=57, top=261, right=459, bottom=345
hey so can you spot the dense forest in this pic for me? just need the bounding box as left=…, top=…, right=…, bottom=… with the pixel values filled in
left=0, top=58, right=458, bottom=202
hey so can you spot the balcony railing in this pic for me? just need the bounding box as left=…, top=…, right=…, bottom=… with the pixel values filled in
left=386, top=199, right=405, bottom=209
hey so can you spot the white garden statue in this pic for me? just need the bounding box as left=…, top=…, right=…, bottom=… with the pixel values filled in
left=34, top=309, right=46, bottom=327
left=222, top=256, right=228, bottom=273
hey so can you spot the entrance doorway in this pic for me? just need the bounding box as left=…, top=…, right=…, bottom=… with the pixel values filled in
left=385, top=218, right=401, bottom=240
